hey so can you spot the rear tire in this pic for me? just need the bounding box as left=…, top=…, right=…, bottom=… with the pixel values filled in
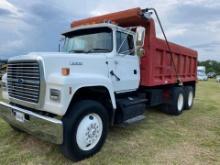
left=161, top=87, right=185, bottom=116
left=61, top=100, right=109, bottom=161
left=184, top=86, right=194, bottom=110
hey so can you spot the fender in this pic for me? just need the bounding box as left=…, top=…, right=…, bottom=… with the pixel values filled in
left=45, top=73, right=117, bottom=116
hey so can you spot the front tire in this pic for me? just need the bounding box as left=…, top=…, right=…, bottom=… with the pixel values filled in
left=61, top=100, right=109, bottom=161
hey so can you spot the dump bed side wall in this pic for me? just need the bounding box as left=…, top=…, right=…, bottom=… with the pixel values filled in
left=140, top=37, right=198, bottom=87
left=139, top=17, right=198, bottom=87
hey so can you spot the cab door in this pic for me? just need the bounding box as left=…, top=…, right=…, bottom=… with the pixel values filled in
left=109, top=30, right=140, bottom=93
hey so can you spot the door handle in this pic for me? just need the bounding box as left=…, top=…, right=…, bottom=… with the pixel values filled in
left=110, top=70, right=120, bottom=81
left=134, top=69, right=137, bottom=75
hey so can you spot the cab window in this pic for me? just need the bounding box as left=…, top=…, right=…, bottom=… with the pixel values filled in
left=116, top=31, right=134, bottom=55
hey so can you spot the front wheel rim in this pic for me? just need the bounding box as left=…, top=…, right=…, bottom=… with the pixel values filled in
left=177, top=94, right=184, bottom=112
left=76, top=113, right=103, bottom=151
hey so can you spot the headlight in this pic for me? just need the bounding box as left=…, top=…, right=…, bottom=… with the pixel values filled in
left=50, top=89, right=61, bottom=101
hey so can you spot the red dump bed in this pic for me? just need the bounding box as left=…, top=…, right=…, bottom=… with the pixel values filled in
left=71, top=8, right=198, bottom=87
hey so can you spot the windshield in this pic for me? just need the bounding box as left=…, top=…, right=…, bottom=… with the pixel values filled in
left=63, top=27, right=113, bottom=53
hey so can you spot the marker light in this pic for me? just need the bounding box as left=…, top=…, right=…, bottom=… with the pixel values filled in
left=62, top=68, right=70, bottom=76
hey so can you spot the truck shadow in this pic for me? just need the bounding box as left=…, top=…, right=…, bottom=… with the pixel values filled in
left=2, top=107, right=180, bottom=164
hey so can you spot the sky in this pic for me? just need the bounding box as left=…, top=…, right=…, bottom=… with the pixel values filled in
left=0, top=0, right=220, bottom=61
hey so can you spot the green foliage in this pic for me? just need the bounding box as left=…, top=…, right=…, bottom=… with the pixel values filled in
left=198, top=60, right=220, bottom=74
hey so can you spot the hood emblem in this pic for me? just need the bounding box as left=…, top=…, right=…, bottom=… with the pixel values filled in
left=70, top=61, right=83, bottom=66
left=17, top=78, right=24, bottom=84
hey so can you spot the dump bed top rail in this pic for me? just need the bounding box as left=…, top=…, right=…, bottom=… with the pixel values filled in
left=71, top=8, right=144, bottom=28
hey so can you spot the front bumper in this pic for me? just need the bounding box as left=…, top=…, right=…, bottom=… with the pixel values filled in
left=0, top=101, right=63, bottom=144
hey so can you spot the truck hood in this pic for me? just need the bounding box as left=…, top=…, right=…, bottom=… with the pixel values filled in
left=8, top=52, right=110, bottom=81
left=9, top=52, right=108, bottom=62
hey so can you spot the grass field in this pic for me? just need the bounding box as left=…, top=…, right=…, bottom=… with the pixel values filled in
left=0, top=80, right=220, bottom=165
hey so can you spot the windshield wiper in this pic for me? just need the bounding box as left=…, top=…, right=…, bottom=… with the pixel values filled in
left=69, top=48, right=110, bottom=54
left=69, top=49, right=87, bottom=53
left=86, top=48, right=111, bottom=53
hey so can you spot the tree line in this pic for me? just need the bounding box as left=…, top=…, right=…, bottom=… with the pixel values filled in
left=198, top=60, right=220, bottom=74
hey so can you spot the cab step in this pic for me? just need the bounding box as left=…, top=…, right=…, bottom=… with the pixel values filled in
left=124, top=115, right=145, bottom=124
left=115, top=95, right=148, bottom=124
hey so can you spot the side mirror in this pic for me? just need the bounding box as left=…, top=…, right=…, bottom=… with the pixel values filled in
left=136, top=26, right=145, bottom=48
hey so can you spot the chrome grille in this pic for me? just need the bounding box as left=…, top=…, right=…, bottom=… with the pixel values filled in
left=7, top=61, right=40, bottom=103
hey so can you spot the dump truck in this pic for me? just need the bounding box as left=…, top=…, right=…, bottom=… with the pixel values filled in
left=0, top=8, right=198, bottom=161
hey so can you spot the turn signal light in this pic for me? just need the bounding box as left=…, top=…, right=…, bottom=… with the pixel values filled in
left=62, top=68, right=70, bottom=76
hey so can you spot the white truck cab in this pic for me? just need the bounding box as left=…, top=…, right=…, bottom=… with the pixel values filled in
left=0, top=23, right=145, bottom=160
left=62, top=23, right=140, bottom=92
